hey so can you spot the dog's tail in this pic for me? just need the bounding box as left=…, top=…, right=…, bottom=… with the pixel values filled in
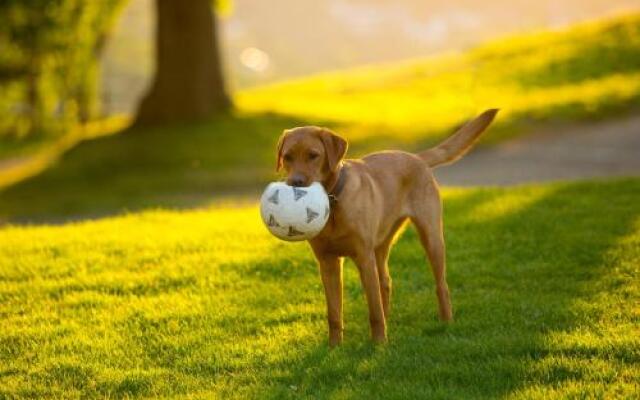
left=418, top=109, right=499, bottom=168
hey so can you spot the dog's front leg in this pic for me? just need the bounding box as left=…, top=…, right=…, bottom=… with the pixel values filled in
left=353, top=251, right=387, bottom=343
left=315, top=254, right=344, bottom=347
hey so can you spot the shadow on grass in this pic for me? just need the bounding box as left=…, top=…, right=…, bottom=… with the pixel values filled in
left=235, top=179, right=639, bottom=398
left=0, top=112, right=333, bottom=224
left=0, top=111, right=487, bottom=225
left=2, top=101, right=640, bottom=226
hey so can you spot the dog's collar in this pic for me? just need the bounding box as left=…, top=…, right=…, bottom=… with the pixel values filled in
left=327, top=165, right=347, bottom=206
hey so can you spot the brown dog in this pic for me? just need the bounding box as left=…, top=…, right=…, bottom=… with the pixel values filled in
left=276, top=109, right=498, bottom=346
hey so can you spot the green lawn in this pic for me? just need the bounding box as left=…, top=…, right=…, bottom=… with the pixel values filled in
left=1, top=11, right=638, bottom=399
left=1, top=179, right=638, bottom=398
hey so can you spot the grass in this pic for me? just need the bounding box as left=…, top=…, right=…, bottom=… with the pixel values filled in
left=0, top=113, right=304, bottom=221
left=1, top=13, right=640, bottom=221
left=238, top=12, right=640, bottom=146
left=1, top=179, right=639, bottom=398
left=1, top=11, right=638, bottom=399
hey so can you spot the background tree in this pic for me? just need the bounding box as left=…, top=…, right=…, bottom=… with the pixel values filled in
left=135, top=0, right=231, bottom=125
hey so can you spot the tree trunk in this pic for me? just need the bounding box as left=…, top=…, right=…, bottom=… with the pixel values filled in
left=135, top=0, right=231, bottom=125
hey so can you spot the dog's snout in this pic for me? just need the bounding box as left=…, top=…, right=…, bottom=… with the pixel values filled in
left=288, top=175, right=307, bottom=187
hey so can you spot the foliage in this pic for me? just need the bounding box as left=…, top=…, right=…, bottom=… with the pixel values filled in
left=238, top=13, right=640, bottom=146
left=0, top=179, right=638, bottom=398
left=0, top=0, right=126, bottom=139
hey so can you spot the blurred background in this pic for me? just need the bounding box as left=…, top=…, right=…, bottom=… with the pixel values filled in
left=0, top=0, right=639, bottom=222
left=103, top=0, right=640, bottom=114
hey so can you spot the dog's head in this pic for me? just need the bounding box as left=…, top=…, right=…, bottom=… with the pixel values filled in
left=275, top=126, right=348, bottom=187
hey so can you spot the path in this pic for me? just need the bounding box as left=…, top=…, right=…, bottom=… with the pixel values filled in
left=434, top=115, right=640, bottom=186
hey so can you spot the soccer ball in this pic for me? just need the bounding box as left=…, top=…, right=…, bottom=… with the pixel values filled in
left=260, top=181, right=331, bottom=241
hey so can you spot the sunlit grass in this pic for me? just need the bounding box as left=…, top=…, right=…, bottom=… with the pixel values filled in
left=1, top=179, right=639, bottom=398
left=238, top=13, right=640, bottom=145
left=459, top=186, right=554, bottom=223
left=0, top=115, right=130, bottom=190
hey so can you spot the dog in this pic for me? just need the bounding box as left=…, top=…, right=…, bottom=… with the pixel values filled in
left=275, top=109, right=498, bottom=346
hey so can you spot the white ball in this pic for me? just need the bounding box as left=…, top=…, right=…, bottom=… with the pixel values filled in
left=260, top=181, right=331, bottom=241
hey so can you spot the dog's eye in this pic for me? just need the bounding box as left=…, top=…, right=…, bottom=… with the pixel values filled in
left=283, top=154, right=293, bottom=162
left=308, top=152, right=319, bottom=161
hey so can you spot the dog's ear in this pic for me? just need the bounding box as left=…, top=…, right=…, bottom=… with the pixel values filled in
left=319, top=128, right=348, bottom=172
left=275, top=130, right=289, bottom=171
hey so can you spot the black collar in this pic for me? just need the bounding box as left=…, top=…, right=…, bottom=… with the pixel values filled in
left=327, top=166, right=347, bottom=206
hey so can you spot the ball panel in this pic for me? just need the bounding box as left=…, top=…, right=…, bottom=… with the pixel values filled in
left=306, top=207, right=319, bottom=223
left=260, top=182, right=330, bottom=241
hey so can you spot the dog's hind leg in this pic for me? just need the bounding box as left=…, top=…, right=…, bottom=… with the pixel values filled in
left=410, top=187, right=453, bottom=322
left=375, top=241, right=393, bottom=321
